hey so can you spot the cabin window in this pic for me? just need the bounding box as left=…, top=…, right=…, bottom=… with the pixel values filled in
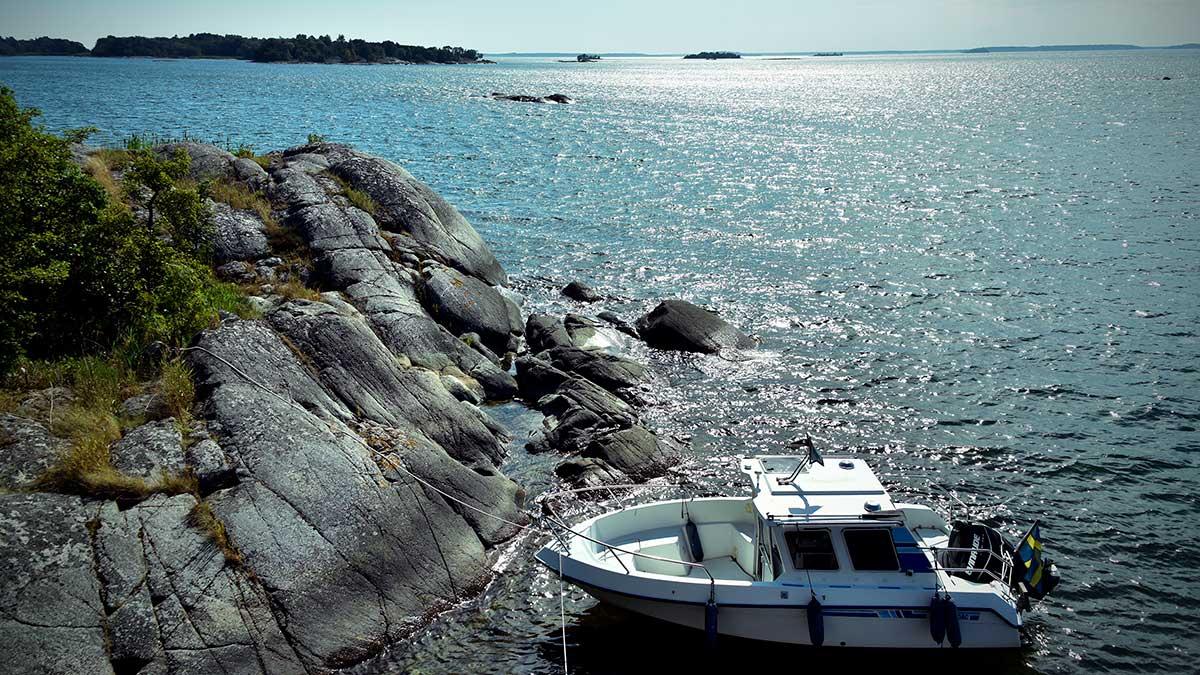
left=784, top=529, right=838, bottom=570
left=843, top=528, right=900, bottom=571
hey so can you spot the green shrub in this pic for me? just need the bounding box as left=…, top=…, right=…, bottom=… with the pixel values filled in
left=306, top=132, right=326, bottom=144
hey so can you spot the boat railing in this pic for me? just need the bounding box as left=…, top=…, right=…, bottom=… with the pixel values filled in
left=537, top=495, right=719, bottom=599
left=922, top=544, right=1017, bottom=603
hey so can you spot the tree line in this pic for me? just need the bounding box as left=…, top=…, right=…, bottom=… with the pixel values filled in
left=89, top=33, right=484, bottom=63
left=0, top=36, right=89, bottom=56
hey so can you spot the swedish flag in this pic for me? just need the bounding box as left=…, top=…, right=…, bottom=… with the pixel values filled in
left=1015, top=521, right=1060, bottom=600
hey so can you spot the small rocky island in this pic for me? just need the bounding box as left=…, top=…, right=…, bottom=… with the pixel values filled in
left=683, top=50, right=741, bottom=59
left=0, top=118, right=755, bottom=672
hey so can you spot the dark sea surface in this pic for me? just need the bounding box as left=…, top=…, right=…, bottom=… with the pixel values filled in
left=3, top=51, right=1197, bottom=674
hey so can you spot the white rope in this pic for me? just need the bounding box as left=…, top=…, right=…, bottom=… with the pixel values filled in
left=558, top=545, right=569, bottom=674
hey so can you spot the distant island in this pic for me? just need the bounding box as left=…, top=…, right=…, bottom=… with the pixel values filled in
left=812, top=52, right=843, bottom=57
left=0, top=36, right=89, bottom=56
left=0, top=33, right=486, bottom=64
left=684, top=51, right=741, bottom=60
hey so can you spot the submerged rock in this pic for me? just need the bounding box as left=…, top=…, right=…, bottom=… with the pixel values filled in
left=489, top=92, right=574, bottom=104
left=635, top=299, right=754, bottom=353
left=562, top=280, right=601, bottom=302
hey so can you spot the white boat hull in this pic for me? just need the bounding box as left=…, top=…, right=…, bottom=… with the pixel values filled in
left=575, top=580, right=1019, bottom=649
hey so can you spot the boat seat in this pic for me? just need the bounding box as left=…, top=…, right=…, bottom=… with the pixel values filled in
left=690, top=556, right=753, bottom=582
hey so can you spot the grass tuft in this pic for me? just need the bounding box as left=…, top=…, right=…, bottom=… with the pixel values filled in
left=207, top=179, right=274, bottom=225
left=275, top=279, right=323, bottom=302
left=332, top=175, right=378, bottom=216
left=160, top=358, right=195, bottom=434
left=83, top=156, right=123, bottom=202
left=188, top=500, right=243, bottom=566
left=33, top=411, right=198, bottom=502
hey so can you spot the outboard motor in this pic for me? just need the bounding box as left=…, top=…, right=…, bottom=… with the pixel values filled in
left=939, top=522, right=1016, bottom=586
left=941, top=520, right=1062, bottom=610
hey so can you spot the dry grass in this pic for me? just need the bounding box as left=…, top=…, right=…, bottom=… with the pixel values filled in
left=83, top=156, right=123, bottom=202
left=208, top=179, right=275, bottom=225
left=92, top=147, right=132, bottom=171
left=33, top=416, right=198, bottom=502
left=188, top=500, right=243, bottom=566
left=332, top=175, right=378, bottom=216
left=275, top=279, right=323, bottom=302
left=160, top=358, right=195, bottom=435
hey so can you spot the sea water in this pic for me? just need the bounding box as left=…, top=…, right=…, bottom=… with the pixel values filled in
left=3, top=50, right=1197, bottom=673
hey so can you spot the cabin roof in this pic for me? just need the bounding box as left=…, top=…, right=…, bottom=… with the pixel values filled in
left=741, top=455, right=896, bottom=522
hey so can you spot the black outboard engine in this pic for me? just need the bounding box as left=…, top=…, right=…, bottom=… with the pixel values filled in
left=939, top=522, right=1017, bottom=586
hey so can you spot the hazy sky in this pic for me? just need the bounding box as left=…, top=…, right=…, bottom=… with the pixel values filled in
left=3, top=0, right=1199, bottom=53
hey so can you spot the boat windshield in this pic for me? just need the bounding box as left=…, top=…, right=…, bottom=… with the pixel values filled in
left=784, top=529, right=839, bottom=570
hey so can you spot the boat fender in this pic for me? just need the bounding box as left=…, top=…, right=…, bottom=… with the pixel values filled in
left=704, top=598, right=719, bottom=648
left=685, top=519, right=705, bottom=563
left=929, top=594, right=946, bottom=645
left=943, top=596, right=962, bottom=648
left=807, top=596, right=825, bottom=647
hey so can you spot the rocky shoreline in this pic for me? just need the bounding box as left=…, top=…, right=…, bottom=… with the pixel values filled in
left=0, top=140, right=752, bottom=674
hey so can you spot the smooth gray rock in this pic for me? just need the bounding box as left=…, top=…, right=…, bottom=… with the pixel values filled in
left=119, top=391, right=171, bottom=420
left=0, top=493, right=112, bottom=674
left=583, top=425, right=677, bottom=482
left=598, top=310, right=639, bottom=338
left=94, top=495, right=306, bottom=674
left=636, top=299, right=754, bottom=353
left=290, top=202, right=389, bottom=253
left=318, top=248, right=517, bottom=400
left=267, top=300, right=506, bottom=466
left=525, top=314, right=573, bottom=353
left=109, top=418, right=186, bottom=481
left=297, top=143, right=507, bottom=285
left=418, top=264, right=522, bottom=355
left=541, top=345, right=648, bottom=399
left=0, top=414, right=67, bottom=488
left=216, top=260, right=258, bottom=284
left=516, top=354, right=673, bottom=485
left=209, top=200, right=268, bottom=263
left=365, top=420, right=527, bottom=546
left=562, top=280, right=601, bottom=302
left=554, top=457, right=628, bottom=487
left=185, top=438, right=237, bottom=493
left=268, top=164, right=330, bottom=210
left=156, top=142, right=236, bottom=182
left=189, top=318, right=509, bottom=669
left=231, top=156, right=270, bottom=191
left=191, top=320, right=352, bottom=423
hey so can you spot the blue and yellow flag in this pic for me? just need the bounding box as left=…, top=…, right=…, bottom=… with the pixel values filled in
left=1015, top=521, right=1059, bottom=600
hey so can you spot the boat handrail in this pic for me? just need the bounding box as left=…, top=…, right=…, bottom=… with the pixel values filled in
left=539, top=502, right=719, bottom=598
left=923, top=544, right=1017, bottom=603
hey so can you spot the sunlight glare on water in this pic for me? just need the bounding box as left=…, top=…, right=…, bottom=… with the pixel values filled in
left=3, top=51, right=1198, bottom=673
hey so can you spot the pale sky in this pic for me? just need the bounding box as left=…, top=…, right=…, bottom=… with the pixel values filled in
left=3, top=0, right=1199, bottom=53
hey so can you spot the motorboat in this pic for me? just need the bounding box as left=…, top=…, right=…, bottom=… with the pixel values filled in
left=534, top=447, right=1059, bottom=648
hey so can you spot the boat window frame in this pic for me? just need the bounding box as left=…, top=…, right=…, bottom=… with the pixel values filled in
left=842, top=526, right=902, bottom=572
left=782, top=526, right=840, bottom=572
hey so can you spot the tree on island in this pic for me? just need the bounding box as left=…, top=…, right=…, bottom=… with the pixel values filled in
left=683, top=51, right=741, bottom=60
left=88, top=33, right=484, bottom=64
